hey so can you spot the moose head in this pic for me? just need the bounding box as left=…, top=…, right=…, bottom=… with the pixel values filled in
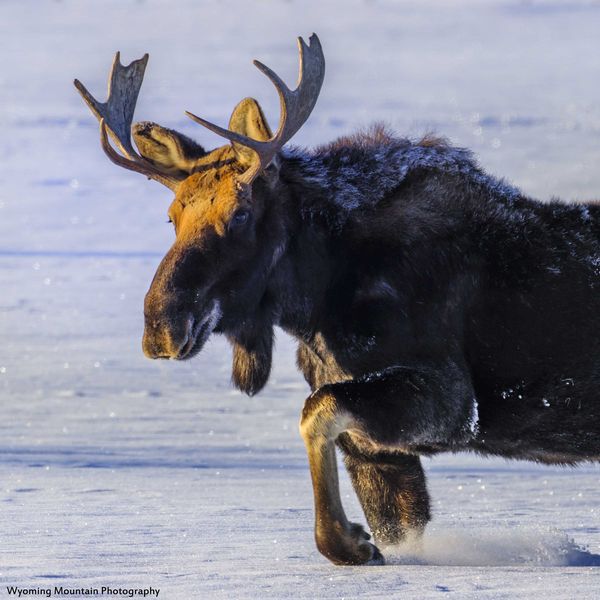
left=75, top=36, right=325, bottom=394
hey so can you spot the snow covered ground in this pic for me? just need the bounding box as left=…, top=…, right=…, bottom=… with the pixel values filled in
left=2, top=0, right=600, bottom=597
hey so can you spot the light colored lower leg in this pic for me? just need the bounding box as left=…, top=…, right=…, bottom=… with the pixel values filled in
left=304, top=436, right=350, bottom=532
left=300, top=402, right=353, bottom=531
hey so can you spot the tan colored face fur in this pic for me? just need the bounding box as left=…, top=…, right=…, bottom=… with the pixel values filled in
left=168, top=153, right=252, bottom=240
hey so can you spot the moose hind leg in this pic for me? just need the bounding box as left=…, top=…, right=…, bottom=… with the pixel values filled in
left=339, top=437, right=431, bottom=546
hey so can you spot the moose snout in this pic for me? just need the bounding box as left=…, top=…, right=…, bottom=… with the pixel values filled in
left=143, top=281, right=197, bottom=360
left=142, top=246, right=199, bottom=359
left=142, top=313, right=195, bottom=360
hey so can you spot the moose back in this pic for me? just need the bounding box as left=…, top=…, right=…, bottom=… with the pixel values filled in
left=75, top=35, right=600, bottom=565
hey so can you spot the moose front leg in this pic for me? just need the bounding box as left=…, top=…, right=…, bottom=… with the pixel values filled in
left=301, top=406, right=384, bottom=565
left=299, top=362, right=475, bottom=565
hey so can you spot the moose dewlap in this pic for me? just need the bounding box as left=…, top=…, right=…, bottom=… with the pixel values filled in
left=75, top=34, right=600, bottom=566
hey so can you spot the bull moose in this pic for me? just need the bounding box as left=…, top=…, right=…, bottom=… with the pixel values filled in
left=75, top=34, right=600, bottom=565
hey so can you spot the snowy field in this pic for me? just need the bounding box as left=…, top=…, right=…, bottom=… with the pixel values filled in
left=2, top=0, right=600, bottom=598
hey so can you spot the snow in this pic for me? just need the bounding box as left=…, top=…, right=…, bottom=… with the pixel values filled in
left=468, top=398, right=480, bottom=436
left=2, top=0, right=600, bottom=598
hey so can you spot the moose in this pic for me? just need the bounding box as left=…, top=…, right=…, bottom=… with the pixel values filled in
left=75, top=34, right=600, bottom=566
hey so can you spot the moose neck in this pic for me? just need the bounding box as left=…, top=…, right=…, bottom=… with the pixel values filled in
left=264, top=130, right=524, bottom=338
left=266, top=153, right=345, bottom=339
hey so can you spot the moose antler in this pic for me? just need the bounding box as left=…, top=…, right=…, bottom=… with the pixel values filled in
left=186, top=33, right=325, bottom=185
left=74, top=53, right=180, bottom=191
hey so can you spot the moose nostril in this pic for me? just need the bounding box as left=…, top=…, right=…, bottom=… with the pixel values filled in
left=176, top=316, right=196, bottom=358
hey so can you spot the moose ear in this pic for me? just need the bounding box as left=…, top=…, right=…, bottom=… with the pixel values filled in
left=132, top=121, right=207, bottom=177
left=228, top=98, right=278, bottom=174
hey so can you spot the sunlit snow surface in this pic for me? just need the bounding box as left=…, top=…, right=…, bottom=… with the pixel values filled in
left=2, top=1, right=600, bottom=598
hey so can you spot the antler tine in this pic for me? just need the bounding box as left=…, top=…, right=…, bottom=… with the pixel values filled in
left=254, top=34, right=325, bottom=149
left=74, top=53, right=180, bottom=191
left=185, top=110, right=266, bottom=153
left=186, top=33, right=325, bottom=185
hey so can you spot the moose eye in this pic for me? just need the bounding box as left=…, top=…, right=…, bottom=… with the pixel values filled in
left=230, top=209, right=251, bottom=229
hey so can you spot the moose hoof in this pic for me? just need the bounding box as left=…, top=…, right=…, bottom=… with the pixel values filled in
left=316, top=522, right=385, bottom=566
left=364, top=543, right=385, bottom=566
left=349, top=521, right=371, bottom=540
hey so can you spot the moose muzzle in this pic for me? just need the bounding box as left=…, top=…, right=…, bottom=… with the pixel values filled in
left=142, top=299, right=222, bottom=361
left=142, top=245, right=221, bottom=360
